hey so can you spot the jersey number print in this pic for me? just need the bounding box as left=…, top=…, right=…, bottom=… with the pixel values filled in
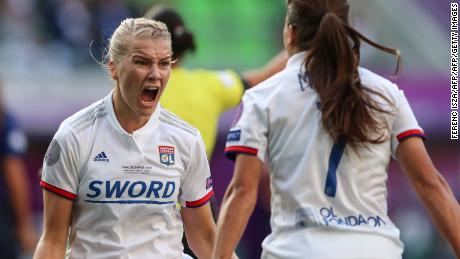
left=324, top=136, right=347, bottom=197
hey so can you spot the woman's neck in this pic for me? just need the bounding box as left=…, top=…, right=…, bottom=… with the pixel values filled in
left=116, top=113, right=149, bottom=134
left=287, top=46, right=303, bottom=57
left=112, top=92, right=150, bottom=134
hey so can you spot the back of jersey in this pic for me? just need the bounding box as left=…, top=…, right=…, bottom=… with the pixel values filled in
left=225, top=52, right=424, bottom=259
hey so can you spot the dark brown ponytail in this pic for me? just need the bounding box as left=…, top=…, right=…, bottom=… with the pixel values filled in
left=287, top=0, right=400, bottom=148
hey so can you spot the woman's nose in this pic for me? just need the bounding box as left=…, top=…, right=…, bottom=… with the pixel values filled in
left=147, top=65, right=161, bottom=80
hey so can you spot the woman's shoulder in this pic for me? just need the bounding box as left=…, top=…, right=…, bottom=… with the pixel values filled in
left=358, top=67, right=401, bottom=94
left=57, top=97, right=108, bottom=139
left=243, top=69, right=292, bottom=106
left=158, top=106, right=201, bottom=140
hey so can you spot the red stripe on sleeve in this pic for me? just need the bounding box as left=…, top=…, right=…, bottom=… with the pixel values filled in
left=397, top=129, right=426, bottom=142
left=186, top=190, right=214, bottom=208
left=224, top=146, right=258, bottom=155
left=40, top=180, right=77, bottom=200
left=224, top=146, right=258, bottom=161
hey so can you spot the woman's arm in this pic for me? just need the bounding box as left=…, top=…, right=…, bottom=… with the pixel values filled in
left=33, top=190, right=73, bottom=259
left=212, top=154, right=263, bottom=259
left=181, top=203, right=216, bottom=259
left=397, top=137, right=460, bottom=258
left=3, top=156, right=38, bottom=253
left=242, top=51, right=288, bottom=87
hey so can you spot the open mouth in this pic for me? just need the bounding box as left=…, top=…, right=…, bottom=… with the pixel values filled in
left=141, top=88, right=160, bottom=103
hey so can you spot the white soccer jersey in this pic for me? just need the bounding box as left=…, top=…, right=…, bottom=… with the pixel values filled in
left=225, top=52, right=425, bottom=259
left=40, top=91, right=214, bottom=259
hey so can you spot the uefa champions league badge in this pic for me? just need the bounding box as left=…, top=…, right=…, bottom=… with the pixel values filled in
left=159, top=146, right=175, bottom=166
left=45, top=139, right=61, bottom=166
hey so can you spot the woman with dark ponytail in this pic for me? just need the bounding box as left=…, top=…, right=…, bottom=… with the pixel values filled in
left=213, top=0, right=460, bottom=258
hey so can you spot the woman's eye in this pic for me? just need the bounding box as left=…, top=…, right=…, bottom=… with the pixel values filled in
left=134, top=60, right=148, bottom=65
left=160, top=61, right=171, bottom=67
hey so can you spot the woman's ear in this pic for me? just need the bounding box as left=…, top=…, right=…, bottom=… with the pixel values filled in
left=283, top=18, right=298, bottom=55
left=285, top=24, right=297, bottom=48
left=108, top=60, right=118, bottom=80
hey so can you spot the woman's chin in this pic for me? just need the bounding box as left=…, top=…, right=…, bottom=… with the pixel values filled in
left=138, top=100, right=158, bottom=116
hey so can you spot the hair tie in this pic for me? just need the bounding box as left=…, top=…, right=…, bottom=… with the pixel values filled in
left=321, top=11, right=332, bottom=20
left=174, top=26, right=185, bottom=37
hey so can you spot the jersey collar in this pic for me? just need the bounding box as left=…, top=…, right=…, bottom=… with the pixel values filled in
left=286, top=51, right=307, bottom=68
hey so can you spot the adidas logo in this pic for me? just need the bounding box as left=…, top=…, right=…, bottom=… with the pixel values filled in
left=93, top=151, right=109, bottom=162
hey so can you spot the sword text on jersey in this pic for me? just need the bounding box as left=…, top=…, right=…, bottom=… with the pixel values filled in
left=85, top=180, right=176, bottom=204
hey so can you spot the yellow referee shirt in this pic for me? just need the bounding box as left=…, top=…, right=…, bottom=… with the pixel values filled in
left=160, top=67, right=245, bottom=158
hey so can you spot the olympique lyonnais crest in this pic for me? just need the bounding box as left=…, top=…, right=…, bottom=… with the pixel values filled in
left=159, top=146, right=175, bottom=166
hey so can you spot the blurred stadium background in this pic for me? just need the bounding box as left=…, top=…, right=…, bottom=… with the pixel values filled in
left=0, top=0, right=456, bottom=258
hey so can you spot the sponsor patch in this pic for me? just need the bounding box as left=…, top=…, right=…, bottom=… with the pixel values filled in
left=206, top=176, right=213, bottom=190
left=227, top=129, right=241, bottom=142
left=84, top=180, right=177, bottom=205
left=45, top=139, right=61, bottom=166
left=295, top=207, right=319, bottom=228
left=159, top=146, right=175, bottom=166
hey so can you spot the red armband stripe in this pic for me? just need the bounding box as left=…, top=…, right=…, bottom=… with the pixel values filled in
left=224, top=146, right=258, bottom=161
left=40, top=180, right=77, bottom=200
left=397, top=129, right=426, bottom=142
left=186, top=190, right=214, bottom=208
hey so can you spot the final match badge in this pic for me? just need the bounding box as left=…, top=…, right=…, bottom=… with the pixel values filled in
left=159, top=146, right=175, bottom=166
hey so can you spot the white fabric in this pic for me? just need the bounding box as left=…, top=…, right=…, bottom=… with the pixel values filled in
left=225, top=52, right=423, bottom=259
left=41, top=92, right=213, bottom=259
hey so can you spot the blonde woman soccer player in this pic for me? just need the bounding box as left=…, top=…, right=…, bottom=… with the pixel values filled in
left=34, top=18, right=216, bottom=259
left=213, top=0, right=460, bottom=258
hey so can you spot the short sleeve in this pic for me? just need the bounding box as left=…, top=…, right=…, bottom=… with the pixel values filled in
left=208, top=70, right=245, bottom=112
left=40, top=125, right=81, bottom=200
left=390, top=88, right=426, bottom=158
left=179, top=136, right=214, bottom=208
left=224, top=91, right=268, bottom=162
